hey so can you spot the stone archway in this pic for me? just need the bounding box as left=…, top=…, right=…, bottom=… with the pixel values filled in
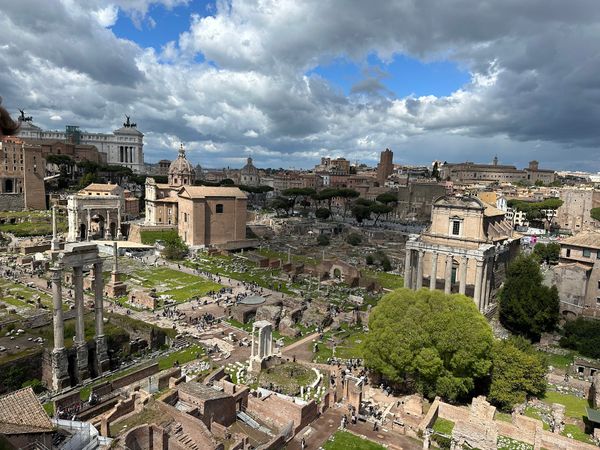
left=79, top=223, right=86, bottom=241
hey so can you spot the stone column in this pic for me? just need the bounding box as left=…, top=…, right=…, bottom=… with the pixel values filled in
left=106, top=210, right=112, bottom=240
left=50, top=264, right=69, bottom=390
left=86, top=209, right=91, bottom=241
left=474, top=259, right=484, bottom=310
left=73, top=266, right=89, bottom=382
left=444, top=254, right=453, bottom=294
left=93, top=261, right=109, bottom=374
left=250, top=326, right=255, bottom=359
left=429, top=252, right=438, bottom=290
left=459, top=256, right=468, bottom=295
left=116, top=206, right=122, bottom=239
left=258, top=327, right=264, bottom=359
left=482, top=260, right=492, bottom=311
left=416, top=250, right=424, bottom=290
left=51, top=206, right=59, bottom=251
left=404, top=249, right=413, bottom=289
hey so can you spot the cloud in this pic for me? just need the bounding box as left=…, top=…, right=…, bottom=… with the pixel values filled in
left=1, top=0, right=600, bottom=172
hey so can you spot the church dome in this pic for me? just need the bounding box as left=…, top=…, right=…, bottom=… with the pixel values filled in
left=241, top=157, right=258, bottom=175
left=168, top=144, right=195, bottom=186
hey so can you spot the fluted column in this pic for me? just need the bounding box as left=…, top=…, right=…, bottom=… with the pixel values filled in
left=483, top=260, right=492, bottom=311
left=51, top=265, right=64, bottom=350
left=474, top=259, right=484, bottom=310
left=86, top=209, right=91, bottom=241
left=51, top=206, right=59, bottom=251
left=444, top=254, right=453, bottom=294
left=93, top=260, right=109, bottom=374
left=416, top=250, right=424, bottom=290
left=404, top=249, right=413, bottom=289
left=459, top=256, right=468, bottom=295
left=73, top=265, right=89, bottom=382
left=429, top=252, right=438, bottom=290
left=116, top=206, right=122, bottom=239
left=480, top=260, right=489, bottom=311
left=50, top=263, right=69, bottom=390
left=106, top=210, right=112, bottom=240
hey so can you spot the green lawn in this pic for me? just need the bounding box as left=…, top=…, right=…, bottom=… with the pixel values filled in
left=432, top=417, right=455, bottom=435
left=539, top=350, right=575, bottom=369
left=495, top=412, right=513, bottom=423
left=523, top=406, right=550, bottom=430
left=158, top=344, right=205, bottom=370
left=0, top=279, right=53, bottom=308
left=542, top=391, right=590, bottom=420
left=140, top=229, right=179, bottom=245
left=497, top=435, right=533, bottom=450
left=0, top=210, right=66, bottom=237
left=323, top=431, right=385, bottom=450
left=126, top=266, right=222, bottom=303
left=363, top=270, right=404, bottom=290
left=562, top=423, right=594, bottom=444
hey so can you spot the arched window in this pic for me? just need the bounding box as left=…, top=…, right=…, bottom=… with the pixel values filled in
left=216, top=204, right=224, bottom=214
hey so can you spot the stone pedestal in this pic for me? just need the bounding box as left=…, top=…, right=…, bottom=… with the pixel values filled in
left=96, top=335, right=110, bottom=374
left=106, top=271, right=127, bottom=298
left=51, top=348, right=70, bottom=391
left=75, top=343, right=89, bottom=383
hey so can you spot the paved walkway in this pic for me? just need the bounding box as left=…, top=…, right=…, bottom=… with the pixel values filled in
left=286, top=407, right=422, bottom=450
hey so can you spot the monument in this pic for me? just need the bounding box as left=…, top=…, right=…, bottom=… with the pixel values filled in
left=249, top=320, right=274, bottom=372
left=50, top=243, right=109, bottom=390
left=105, top=242, right=127, bottom=298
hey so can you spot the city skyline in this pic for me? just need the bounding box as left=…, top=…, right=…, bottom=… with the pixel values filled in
left=1, top=0, right=600, bottom=170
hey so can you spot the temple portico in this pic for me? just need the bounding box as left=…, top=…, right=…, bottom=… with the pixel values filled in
left=50, top=242, right=109, bottom=390
left=403, top=196, right=520, bottom=313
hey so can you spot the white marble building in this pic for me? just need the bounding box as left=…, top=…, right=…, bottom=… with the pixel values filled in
left=17, top=117, right=145, bottom=173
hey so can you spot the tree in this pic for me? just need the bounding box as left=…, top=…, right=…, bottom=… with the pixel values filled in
left=346, top=233, right=362, bottom=246
left=337, top=188, right=360, bottom=217
left=431, top=162, right=441, bottom=181
left=282, top=187, right=316, bottom=214
left=499, top=255, right=560, bottom=341
left=363, top=289, right=493, bottom=402
left=591, top=207, right=600, bottom=222
left=219, top=178, right=235, bottom=186
left=317, top=234, right=330, bottom=246
left=270, top=197, right=293, bottom=217
left=488, top=338, right=547, bottom=411
left=162, top=234, right=188, bottom=260
left=376, top=192, right=398, bottom=206
left=366, top=254, right=374, bottom=265
left=351, top=204, right=371, bottom=223
left=532, top=243, right=560, bottom=264
left=78, top=172, right=97, bottom=189
left=313, top=188, right=339, bottom=213
left=370, top=203, right=393, bottom=226
left=315, top=208, right=331, bottom=220
left=560, top=317, right=600, bottom=359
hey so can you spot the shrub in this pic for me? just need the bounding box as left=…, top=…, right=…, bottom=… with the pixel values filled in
left=346, top=233, right=362, bottom=246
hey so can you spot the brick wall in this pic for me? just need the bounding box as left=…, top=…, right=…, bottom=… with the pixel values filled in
left=247, top=394, right=318, bottom=434
left=157, top=400, right=223, bottom=450
left=111, top=363, right=159, bottom=390
left=0, top=193, right=24, bottom=211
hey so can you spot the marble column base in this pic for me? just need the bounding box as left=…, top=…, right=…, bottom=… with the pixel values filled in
left=75, top=342, right=89, bottom=384
left=96, top=335, right=110, bottom=375
left=51, top=347, right=70, bottom=391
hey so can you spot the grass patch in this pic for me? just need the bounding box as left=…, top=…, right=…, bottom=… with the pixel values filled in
left=432, top=417, right=455, bottom=435
left=562, top=423, right=594, bottom=444
left=140, top=229, right=178, bottom=245
left=363, top=270, right=404, bottom=290
left=43, top=402, right=54, bottom=416
left=257, top=362, right=316, bottom=396
left=497, top=435, right=533, bottom=450
left=126, top=266, right=222, bottom=304
left=542, top=391, right=589, bottom=420
left=523, top=406, right=550, bottom=430
left=323, top=430, right=385, bottom=450
left=539, top=350, right=575, bottom=369
left=158, top=344, right=204, bottom=370
left=495, top=412, right=513, bottom=423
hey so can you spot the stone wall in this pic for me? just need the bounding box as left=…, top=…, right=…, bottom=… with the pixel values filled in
left=247, top=393, right=318, bottom=434
left=101, top=393, right=139, bottom=436
left=0, top=193, right=24, bottom=211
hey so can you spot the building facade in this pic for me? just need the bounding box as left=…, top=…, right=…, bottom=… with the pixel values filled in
left=239, top=157, right=260, bottom=186
left=440, top=160, right=555, bottom=185
left=554, top=188, right=600, bottom=234
left=0, top=137, right=46, bottom=210
left=404, top=196, right=520, bottom=312
left=145, top=145, right=249, bottom=248
left=18, top=117, right=144, bottom=173
left=377, top=148, right=393, bottom=185
left=546, top=231, right=600, bottom=319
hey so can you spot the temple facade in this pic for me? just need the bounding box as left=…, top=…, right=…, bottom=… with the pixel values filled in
left=404, top=196, right=520, bottom=312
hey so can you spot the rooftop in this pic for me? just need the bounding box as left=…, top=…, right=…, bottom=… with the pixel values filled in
left=0, top=387, right=53, bottom=435
left=561, top=231, right=600, bottom=250
left=178, top=186, right=247, bottom=199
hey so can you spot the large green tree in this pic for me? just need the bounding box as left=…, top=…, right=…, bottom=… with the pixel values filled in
left=499, top=255, right=559, bottom=341
left=363, top=289, right=493, bottom=401
left=488, top=338, right=547, bottom=411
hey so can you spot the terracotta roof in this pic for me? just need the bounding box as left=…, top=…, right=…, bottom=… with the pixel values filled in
left=0, top=387, right=53, bottom=435
left=79, top=183, right=120, bottom=193
left=482, top=202, right=506, bottom=217
left=561, top=231, right=600, bottom=250
left=178, top=186, right=247, bottom=199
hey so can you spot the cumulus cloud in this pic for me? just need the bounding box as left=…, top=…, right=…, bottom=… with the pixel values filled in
left=1, top=0, right=600, bottom=170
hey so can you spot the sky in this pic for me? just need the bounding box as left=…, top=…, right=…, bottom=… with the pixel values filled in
left=1, top=0, right=600, bottom=171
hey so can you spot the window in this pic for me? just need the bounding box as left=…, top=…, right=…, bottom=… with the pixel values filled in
left=452, top=220, right=461, bottom=236
left=597, top=251, right=600, bottom=260
left=566, top=248, right=571, bottom=257
left=216, top=204, right=224, bottom=214
left=597, top=280, right=600, bottom=290
left=597, top=297, right=600, bottom=305
left=583, top=249, right=591, bottom=258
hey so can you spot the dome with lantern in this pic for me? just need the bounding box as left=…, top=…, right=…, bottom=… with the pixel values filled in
left=168, top=143, right=195, bottom=186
